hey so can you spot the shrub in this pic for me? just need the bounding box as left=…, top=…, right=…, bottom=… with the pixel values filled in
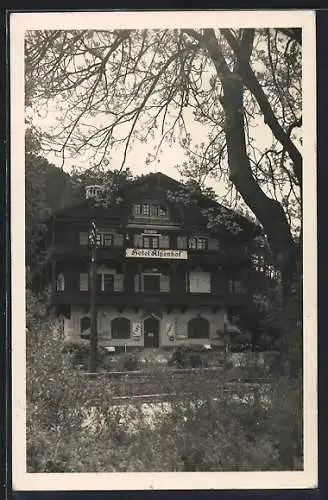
left=168, top=345, right=210, bottom=368
left=122, top=354, right=139, bottom=372
left=26, top=290, right=303, bottom=472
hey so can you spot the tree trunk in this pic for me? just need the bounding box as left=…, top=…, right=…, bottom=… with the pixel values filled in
left=193, top=29, right=298, bottom=298
left=222, top=76, right=297, bottom=298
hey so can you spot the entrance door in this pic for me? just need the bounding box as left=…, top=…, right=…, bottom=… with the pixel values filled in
left=144, top=317, right=160, bottom=348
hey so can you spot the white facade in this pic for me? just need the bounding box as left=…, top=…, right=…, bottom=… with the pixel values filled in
left=63, top=305, right=228, bottom=348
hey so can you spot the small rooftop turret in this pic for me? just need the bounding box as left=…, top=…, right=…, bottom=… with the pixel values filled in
left=85, top=185, right=104, bottom=199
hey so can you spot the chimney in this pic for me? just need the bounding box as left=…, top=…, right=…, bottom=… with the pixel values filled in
left=85, top=185, right=104, bottom=200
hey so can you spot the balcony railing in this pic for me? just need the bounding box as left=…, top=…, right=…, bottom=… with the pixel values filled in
left=52, top=289, right=249, bottom=308
left=48, top=242, right=250, bottom=264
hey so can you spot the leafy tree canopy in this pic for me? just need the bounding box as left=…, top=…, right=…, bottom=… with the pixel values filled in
left=25, top=28, right=302, bottom=293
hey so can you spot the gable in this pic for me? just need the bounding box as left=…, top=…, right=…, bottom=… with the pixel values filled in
left=51, top=171, right=260, bottom=240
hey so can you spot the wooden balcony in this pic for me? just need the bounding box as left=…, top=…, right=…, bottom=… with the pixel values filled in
left=48, top=243, right=250, bottom=265
left=51, top=289, right=250, bottom=310
left=48, top=244, right=124, bottom=262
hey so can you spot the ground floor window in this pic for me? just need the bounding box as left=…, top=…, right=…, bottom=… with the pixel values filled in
left=80, top=316, right=91, bottom=338
left=188, top=317, right=210, bottom=339
left=56, top=273, right=65, bottom=291
left=111, top=317, right=131, bottom=339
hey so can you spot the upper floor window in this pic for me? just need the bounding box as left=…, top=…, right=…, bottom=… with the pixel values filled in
left=188, top=237, right=208, bottom=250
left=228, top=280, right=244, bottom=294
left=103, top=274, right=114, bottom=292
left=56, top=273, right=65, bottom=292
left=143, top=274, right=160, bottom=293
left=97, top=232, right=114, bottom=247
left=187, top=271, right=211, bottom=293
left=188, top=237, right=197, bottom=249
left=80, top=230, right=115, bottom=247
left=102, top=233, right=113, bottom=247
left=142, top=204, right=150, bottom=216
left=133, top=202, right=168, bottom=218
left=134, top=204, right=142, bottom=215
left=197, top=238, right=208, bottom=250
left=143, top=235, right=159, bottom=249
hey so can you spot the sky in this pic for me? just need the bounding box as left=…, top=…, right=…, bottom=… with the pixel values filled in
left=24, top=25, right=276, bottom=204
left=27, top=96, right=273, bottom=205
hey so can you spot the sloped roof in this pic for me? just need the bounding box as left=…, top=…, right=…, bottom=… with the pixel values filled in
left=52, top=171, right=260, bottom=238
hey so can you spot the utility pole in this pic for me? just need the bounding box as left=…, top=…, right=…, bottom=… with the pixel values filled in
left=88, top=219, right=98, bottom=372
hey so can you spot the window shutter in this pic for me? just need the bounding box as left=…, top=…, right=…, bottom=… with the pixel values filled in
left=177, top=236, right=187, bottom=249
left=199, top=272, right=211, bottom=293
left=159, top=235, right=170, bottom=249
left=80, top=273, right=89, bottom=291
left=114, top=274, right=124, bottom=292
left=134, top=234, right=143, bottom=248
left=208, top=238, right=219, bottom=251
left=160, top=274, right=170, bottom=292
left=79, top=232, right=89, bottom=246
left=96, top=274, right=102, bottom=291
left=134, top=274, right=140, bottom=292
left=188, top=272, right=198, bottom=293
left=114, top=233, right=124, bottom=247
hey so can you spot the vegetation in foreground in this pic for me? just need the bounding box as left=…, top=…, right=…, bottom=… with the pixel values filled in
left=26, top=291, right=302, bottom=473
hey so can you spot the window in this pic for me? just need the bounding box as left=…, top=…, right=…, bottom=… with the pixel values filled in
left=111, top=317, right=131, bottom=339
left=188, top=271, right=211, bottom=293
left=80, top=273, right=89, bottom=291
left=159, top=205, right=167, bottom=217
left=133, top=202, right=168, bottom=218
left=142, top=204, right=150, bottom=216
left=104, top=274, right=114, bottom=292
left=95, top=232, right=102, bottom=247
left=151, top=204, right=159, bottom=217
left=229, top=280, right=244, bottom=293
left=188, top=237, right=208, bottom=250
left=197, top=238, right=207, bottom=250
left=134, top=204, right=141, bottom=215
left=80, top=316, right=91, bottom=338
left=79, top=232, right=89, bottom=246
left=96, top=274, right=102, bottom=292
left=143, top=274, right=160, bottom=293
left=56, top=273, right=65, bottom=292
left=188, top=317, right=210, bottom=339
left=102, top=233, right=113, bottom=247
left=188, top=237, right=197, bottom=249
left=143, top=236, right=159, bottom=249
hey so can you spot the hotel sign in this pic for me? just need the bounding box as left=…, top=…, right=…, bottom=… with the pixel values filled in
left=126, top=248, right=188, bottom=259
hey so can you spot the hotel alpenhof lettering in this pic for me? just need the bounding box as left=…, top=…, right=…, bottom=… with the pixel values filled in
left=126, top=248, right=188, bottom=259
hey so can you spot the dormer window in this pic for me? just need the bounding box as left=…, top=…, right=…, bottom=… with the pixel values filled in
left=143, top=235, right=159, bottom=249
left=134, top=204, right=142, bottom=215
left=142, top=204, right=150, bottom=216
left=133, top=202, right=168, bottom=218
left=159, top=206, right=167, bottom=216
left=151, top=204, right=158, bottom=217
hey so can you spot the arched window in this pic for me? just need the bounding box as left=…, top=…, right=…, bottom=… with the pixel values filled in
left=111, top=317, right=131, bottom=339
left=80, top=316, right=91, bottom=338
left=188, top=317, right=210, bottom=339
